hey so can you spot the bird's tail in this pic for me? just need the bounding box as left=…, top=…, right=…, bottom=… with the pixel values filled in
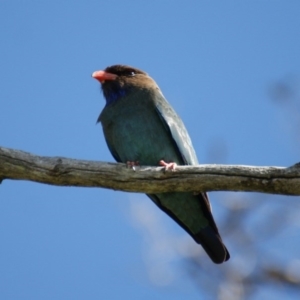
left=194, top=226, right=230, bottom=264
left=193, top=192, right=230, bottom=264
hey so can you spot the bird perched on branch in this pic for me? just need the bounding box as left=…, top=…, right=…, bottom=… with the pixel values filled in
left=92, top=65, right=229, bottom=264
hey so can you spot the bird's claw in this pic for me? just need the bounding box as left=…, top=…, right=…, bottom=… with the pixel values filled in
left=126, top=161, right=140, bottom=171
left=159, top=160, right=177, bottom=171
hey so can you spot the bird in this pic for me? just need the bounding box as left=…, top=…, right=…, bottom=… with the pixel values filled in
left=92, top=64, right=230, bottom=264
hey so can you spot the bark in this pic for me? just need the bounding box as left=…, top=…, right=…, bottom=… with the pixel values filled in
left=1, top=146, right=300, bottom=195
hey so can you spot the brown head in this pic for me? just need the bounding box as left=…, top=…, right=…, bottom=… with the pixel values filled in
left=92, top=65, right=158, bottom=104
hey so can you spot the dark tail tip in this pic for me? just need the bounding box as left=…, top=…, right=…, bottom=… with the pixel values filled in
left=194, top=227, right=230, bottom=264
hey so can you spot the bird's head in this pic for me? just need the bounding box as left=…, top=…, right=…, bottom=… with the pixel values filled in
left=92, top=65, right=158, bottom=104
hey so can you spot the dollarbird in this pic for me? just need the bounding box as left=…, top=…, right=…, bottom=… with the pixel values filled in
left=92, top=65, right=230, bottom=264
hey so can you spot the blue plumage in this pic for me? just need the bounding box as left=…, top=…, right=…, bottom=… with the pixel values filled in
left=93, top=65, right=230, bottom=264
left=103, top=88, right=127, bottom=105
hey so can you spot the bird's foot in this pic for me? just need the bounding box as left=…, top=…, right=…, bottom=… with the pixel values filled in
left=159, top=160, right=177, bottom=171
left=126, top=161, right=140, bottom=171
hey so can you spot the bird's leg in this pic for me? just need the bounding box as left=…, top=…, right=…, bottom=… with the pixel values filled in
left=159, top=160, right=177, bottom=171
left=126, top=161, right=140, bottom=171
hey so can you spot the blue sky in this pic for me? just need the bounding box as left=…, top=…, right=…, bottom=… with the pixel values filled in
left=1, top=1, right=300, bottom=299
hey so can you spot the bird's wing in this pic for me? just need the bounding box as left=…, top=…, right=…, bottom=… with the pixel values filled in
left=154, top=92, right=199, bottom=165
left=153, top=93, right=230, bottom=261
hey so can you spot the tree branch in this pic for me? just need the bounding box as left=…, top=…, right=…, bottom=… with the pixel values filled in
left=1, top=146, right=300, bottom=195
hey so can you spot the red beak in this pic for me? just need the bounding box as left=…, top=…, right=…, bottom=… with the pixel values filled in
left=92, top=70, right=118, bottom=83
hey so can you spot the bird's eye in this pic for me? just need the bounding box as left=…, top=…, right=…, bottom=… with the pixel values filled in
left=125, top=70, right=136, bottom=77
